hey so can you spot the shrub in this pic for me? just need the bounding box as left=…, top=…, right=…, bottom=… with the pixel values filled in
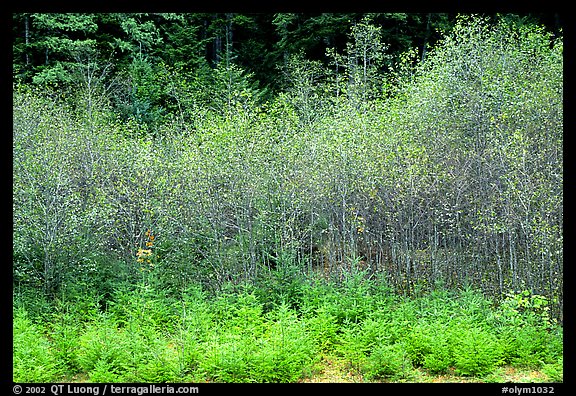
left=422, top=327, right=454, bottom=374
left=332, top=272, right=375, bottom=324
left=13, top=288, right=53, bottom=322
left=76, top=311, right=180, bottom=382
left=198, top=299, right=316, bottom=382
left=200, top=338, right=253, bottom=382
left=496, top=290, right=555, bottom=329
left=455, top=287, right=496, bottom=326
left=89, top=360, right=121, bottom=383
left=132, top=341, right=180, bottom=383
left=303, top=307, right=339, bottom=352
left=48, top=311, right=82, bottom=374
left=257, top=304, right=317, bottom=382
left=75, top=315, right=132, bottom=381
left=298, top=278, right=338, bottom=314
left=450, top=325, right=504, bottom=376
left=499, top=325, right=561, bottom=368
left=403, top=321, right=455, bottom=374
left=544, top=327, right=564, bottom=363
left=13, top=308, right=61, bottom=382
left=541, top=357, right=563, bottom=382
left=404, top=324, right=435, bottom=367
left=364, top=343, right=412, bottom=381
left=335, top=323, right=370, bottom=373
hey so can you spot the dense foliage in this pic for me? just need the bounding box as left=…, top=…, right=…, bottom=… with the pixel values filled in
left=13, top=279, right=563, bottom=382
left=13, top=13, right=563, bottom=383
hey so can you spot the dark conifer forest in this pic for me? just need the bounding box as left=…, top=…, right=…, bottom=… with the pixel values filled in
left=13, top=13, right=563, bottom=383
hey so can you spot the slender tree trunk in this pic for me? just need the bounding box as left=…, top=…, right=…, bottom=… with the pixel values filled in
left=509, top=230, right=517, bottom=289
left=225, top=13, right=233, bottom=67
left=24, top=14, right=30, bottom=66
left=421, top=13, right=432, bottom=62
left=496, top=234, right=503, bottom=295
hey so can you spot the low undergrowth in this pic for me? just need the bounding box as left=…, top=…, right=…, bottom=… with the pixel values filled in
left=13, top=274, right=563, bottom=383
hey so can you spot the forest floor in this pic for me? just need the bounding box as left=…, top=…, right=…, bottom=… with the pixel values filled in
left=62, top=357, right=554, bottom=384
left=300, top=355, right=553, bottom=383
